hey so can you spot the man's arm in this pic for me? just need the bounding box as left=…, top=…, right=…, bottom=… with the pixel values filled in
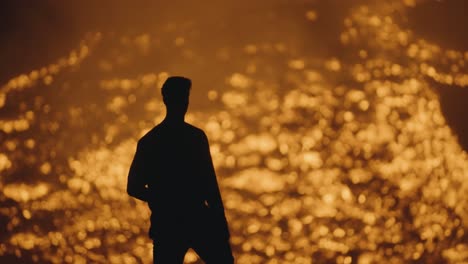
left=201, top=132, right=230, bottom=238
left=127, top=141, right=149, bottom=202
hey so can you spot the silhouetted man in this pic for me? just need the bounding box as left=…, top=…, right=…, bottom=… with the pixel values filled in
left=127, top=76, right=234, bottom=263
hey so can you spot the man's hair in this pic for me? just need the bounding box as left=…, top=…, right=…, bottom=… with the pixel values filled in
left=161, top=76, right=192, bottom=105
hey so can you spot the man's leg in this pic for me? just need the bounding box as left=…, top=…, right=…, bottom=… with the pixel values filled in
left=191, top=235, right=234, bottom=264
left=153, top=239, right=188, bottom=264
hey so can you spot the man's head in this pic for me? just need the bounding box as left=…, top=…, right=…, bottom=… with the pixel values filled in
left=161, top=76, right=191, bottom=115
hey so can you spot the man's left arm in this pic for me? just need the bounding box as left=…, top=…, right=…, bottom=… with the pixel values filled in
left=201, top=132, right=230, bottom=239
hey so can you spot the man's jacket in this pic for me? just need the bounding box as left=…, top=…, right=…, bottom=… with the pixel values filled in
left=127, top=121, right=230, bottom=240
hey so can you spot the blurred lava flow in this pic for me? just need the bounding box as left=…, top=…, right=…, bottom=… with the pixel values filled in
left=1, top=1, right=468, bottom=263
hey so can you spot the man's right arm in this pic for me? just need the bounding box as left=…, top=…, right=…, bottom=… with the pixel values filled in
left=127, top=141, right=150, bottom=202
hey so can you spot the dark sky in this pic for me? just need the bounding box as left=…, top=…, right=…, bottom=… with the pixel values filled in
left=0, top=0, right=354, bottom=83
left=1, top=0, right=467, bottom=149
left=407, top=0, right=468, bottom=150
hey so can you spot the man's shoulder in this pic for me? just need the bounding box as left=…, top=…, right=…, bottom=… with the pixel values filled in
left=137, top=122, right=207, bottom=144
left=184, top=122, right=206, bottom=137
left=182, top=123, right=210, bottom=144
left=137, top=125, right=164, bottom=144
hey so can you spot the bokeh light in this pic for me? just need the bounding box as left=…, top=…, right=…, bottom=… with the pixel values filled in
left=1, top=0, right=467, bottom=263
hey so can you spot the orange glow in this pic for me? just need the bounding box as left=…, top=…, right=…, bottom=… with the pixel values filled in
left=1, top=0, right=468, bottom=263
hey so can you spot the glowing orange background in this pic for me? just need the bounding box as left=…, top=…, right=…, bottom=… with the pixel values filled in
left=1, top=0, right=468, bottom=263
